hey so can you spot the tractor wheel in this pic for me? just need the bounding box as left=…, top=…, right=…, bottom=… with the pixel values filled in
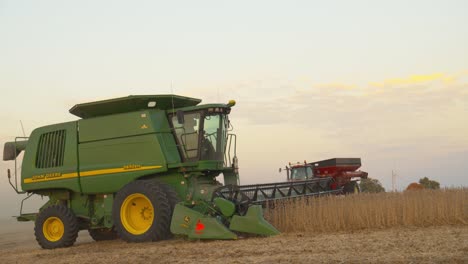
left=88, top=228, right=119, bottom=241
left=34, top=205, right=79, bottom=249
left=113, top=180, right=171, bottom=242
left=158, top=183, right=180, bottom=239
left=343, top=181, right=360, bottom=194
left=159, top=183, right=180, bottom=211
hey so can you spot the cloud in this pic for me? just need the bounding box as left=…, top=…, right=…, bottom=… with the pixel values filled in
left=230, top=72, right=468, bottom=156
left=218, top=72, right=467, bottom=188
left=314, top=83, right=357, bottom=90
left=369, top=73, right=456, bottom=88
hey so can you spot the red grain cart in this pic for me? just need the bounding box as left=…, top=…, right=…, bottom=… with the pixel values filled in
left=284, top=158, right=368, bottom=194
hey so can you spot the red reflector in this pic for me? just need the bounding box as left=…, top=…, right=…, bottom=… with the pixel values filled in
left=195, top=220, right=205, bottom=234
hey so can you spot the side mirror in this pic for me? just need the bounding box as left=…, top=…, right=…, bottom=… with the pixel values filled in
left=176, top=110, right=185, bottom=124
left=278, top=168, right=282, bottom=173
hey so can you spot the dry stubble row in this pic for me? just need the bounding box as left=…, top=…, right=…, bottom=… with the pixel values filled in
left=264, top=188, right=468, bottom=233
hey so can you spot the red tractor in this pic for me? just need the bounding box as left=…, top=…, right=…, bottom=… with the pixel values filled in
left=283, top=158, right=368, bottom=194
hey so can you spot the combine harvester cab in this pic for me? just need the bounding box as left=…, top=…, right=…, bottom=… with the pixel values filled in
left=2, top=95, right=279, bottom=249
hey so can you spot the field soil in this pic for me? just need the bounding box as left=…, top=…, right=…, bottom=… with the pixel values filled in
left=0, top=220, right=466, bottom=264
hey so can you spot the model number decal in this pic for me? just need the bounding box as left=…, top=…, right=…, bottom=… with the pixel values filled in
left=123, top=164, right=142, bottom=170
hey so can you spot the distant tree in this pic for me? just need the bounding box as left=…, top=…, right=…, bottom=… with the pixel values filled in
left=419, top=177, right=440, bottom=189
left=406, top=182, right=425, bottom=191
left=359, top=178, right=386, bottom=193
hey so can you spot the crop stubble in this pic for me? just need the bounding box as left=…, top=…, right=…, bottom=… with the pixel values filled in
left=0, top=188, right=466, bottom=263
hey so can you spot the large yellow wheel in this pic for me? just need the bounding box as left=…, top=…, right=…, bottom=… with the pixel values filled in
left=120, top=193, right=154, bottom=235
left=34, top=205, right=79, bottom=249
left=43, top=217, right=64, bottom=242
left=113, top=180, right=172, bottom=242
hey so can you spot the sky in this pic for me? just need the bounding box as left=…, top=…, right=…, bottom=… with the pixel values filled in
left=0, top=0, right=467, bottom=218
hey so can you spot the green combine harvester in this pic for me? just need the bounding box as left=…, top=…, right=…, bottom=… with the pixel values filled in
left=3, top=95, right=338, bottom=249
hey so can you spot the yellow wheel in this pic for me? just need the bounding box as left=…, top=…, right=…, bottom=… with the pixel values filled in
left=34, top=205, right=79, bottom=249
left=343, top=181, right=361, bottom=195
left=120, top=193, right=154, bottom=235
left=113, top=180, right=172, bottom=242
left=43, top=217, right=64, bottom=242
left=353, top=184, right=360, bottom=194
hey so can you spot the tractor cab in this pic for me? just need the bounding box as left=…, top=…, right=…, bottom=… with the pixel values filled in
left=169, top=105, right=233, bottom=164
left=284, top=162, right=314, bottom=181
left=289, top=164, right=313, bottom=181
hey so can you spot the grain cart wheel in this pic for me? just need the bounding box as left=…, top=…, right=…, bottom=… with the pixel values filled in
left=34, top=205, right=79, bottom=249
left=88, top=228, right=119, bottom=241
left=343, top=181, right=360, bottom=194
left=113, top=180, right=171, bottom=242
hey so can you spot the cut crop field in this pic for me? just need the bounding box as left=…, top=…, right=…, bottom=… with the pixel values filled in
left=1, top=189, right=466, bottom=263
left=1, top=225, right=467, bottom=263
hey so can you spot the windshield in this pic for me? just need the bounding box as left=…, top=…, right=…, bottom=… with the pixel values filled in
left=171, top=111, right=228, bottom=162
left=200, top=114, right=227, bottom=160
left=290, top=167, right=313, bottom=180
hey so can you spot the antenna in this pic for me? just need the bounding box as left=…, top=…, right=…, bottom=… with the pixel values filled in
left=171, top=82, right=175, bottom=115
left=20, top=120, right=26, bottom=137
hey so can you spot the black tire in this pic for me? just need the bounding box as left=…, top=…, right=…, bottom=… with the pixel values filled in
left=159, top=183, right=180, bottom=211
left=158, top=183, right=180, bottom=239
left=34, top=205, right=79, bottom=249
left=343, top=181, right=360, bottom=194
left=88, top=228, right=119, bottom=241
left=113, top=180, right=171, bottom=242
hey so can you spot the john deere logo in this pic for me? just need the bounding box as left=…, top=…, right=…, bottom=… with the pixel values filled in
left=141, top=124, right=148, bottom=129
left=180, top=216, right=190, bottom=229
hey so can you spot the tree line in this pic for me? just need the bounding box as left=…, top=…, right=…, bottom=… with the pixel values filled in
left=359, top=177, right=440, bottom=193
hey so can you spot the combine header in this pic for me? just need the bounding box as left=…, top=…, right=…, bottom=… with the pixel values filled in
left=3, top=95, right=354, bottom=249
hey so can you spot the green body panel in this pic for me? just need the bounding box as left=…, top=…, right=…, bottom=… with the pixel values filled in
left=156, top=133, right=181, bottom=165
left=68, top=193, right=90, bottom=218
left=21, top=121, right=80, bottom=192
left=170, top=204, right=237, bottom=240
left=69, top=193, right=114, bottom=228
left=77, top=109, right=182, bottom=193
left=78, top=110, right=170, bottom=142
left=153, top=173, right=188, bottom=200
left=213, top=198, right=236, bottom=217
left=78, top=134, right=168, bottom=194
left=229, top=205, right=280, bottom=236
